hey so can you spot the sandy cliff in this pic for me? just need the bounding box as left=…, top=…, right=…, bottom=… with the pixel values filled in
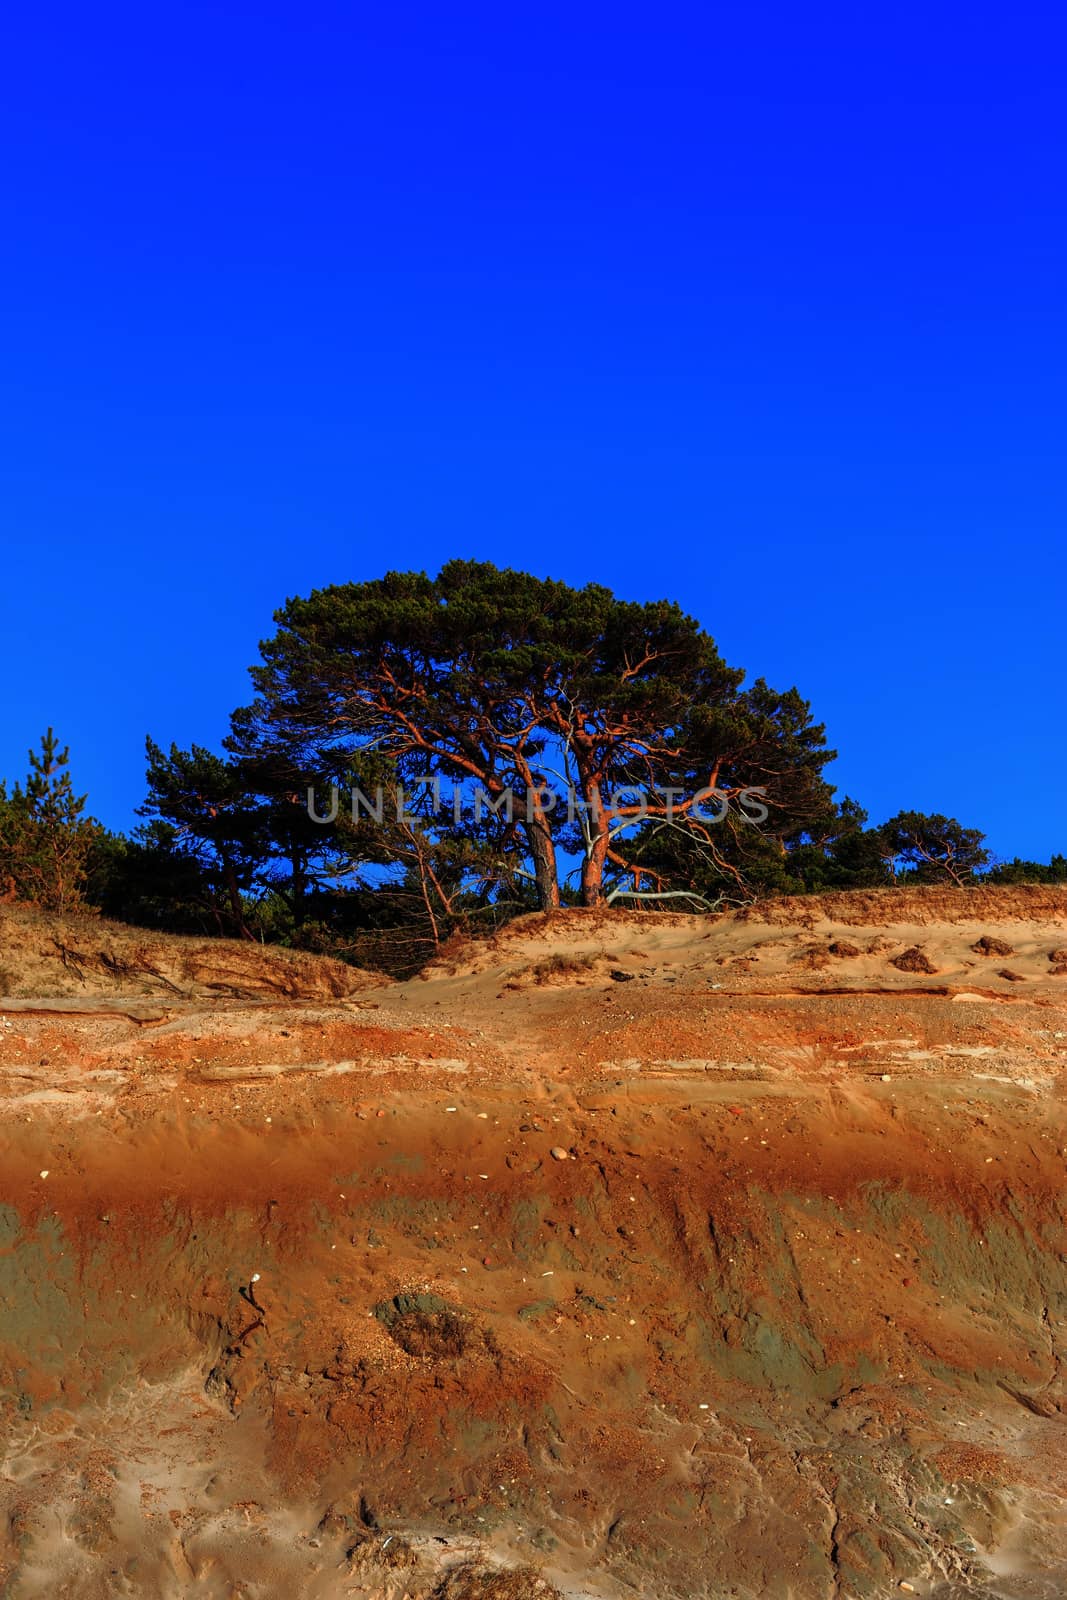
left=1, top=887, right=1066, bottom=1597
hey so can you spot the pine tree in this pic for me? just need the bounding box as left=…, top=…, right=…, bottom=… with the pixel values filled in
left=877, top=811, right=990, bottom=886
left=245, top=562, right=835, bottom=908
left=0, top=730, right=99, bottom=912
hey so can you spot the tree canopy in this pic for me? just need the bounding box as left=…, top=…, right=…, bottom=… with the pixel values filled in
left=242, top=560, right=837, bottom=909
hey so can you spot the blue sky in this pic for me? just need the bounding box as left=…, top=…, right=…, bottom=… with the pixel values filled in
left=2, top=3, right=1064, bottom=860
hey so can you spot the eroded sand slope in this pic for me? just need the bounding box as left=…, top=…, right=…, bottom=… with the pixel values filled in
left=1, top=888, right=1066, bottom=1598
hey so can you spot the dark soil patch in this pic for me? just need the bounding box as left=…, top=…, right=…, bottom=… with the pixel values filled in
left=971, top=936, right=1015, bottom=957
left=373, top=1292, right=494, bottom=1360
left=890, top=947, right=937, bottom=974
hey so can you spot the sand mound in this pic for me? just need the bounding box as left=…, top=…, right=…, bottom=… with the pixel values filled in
left=0, top=904, right=388, bottom=1000
left=738, top=882, right=1067, bottom=926
left=417, top=884, right=1067, bottom=994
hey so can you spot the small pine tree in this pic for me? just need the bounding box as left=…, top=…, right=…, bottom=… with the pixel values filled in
left=25, top=728, right=87, bottom=829
left=0, top=730, right=99, bottom=912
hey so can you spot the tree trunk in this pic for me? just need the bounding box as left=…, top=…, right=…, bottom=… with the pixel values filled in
left=512, top=754, right=559, bottom=911
left=221, top=856, right=254, bottom=940
left=524, top=812, right=560, bottom=911
left=580, top=785, right=609, bottom=906
left=289, top=843, right=308, bottom=927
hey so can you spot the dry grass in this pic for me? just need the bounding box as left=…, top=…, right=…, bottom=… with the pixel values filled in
left=346, top=1532, right=421, bottom=1570
left=500, top=952, right=603, bottom=990
left=530, top=952, right=599, bottom=983
left=431, top=1564, right=561, bottom=1599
